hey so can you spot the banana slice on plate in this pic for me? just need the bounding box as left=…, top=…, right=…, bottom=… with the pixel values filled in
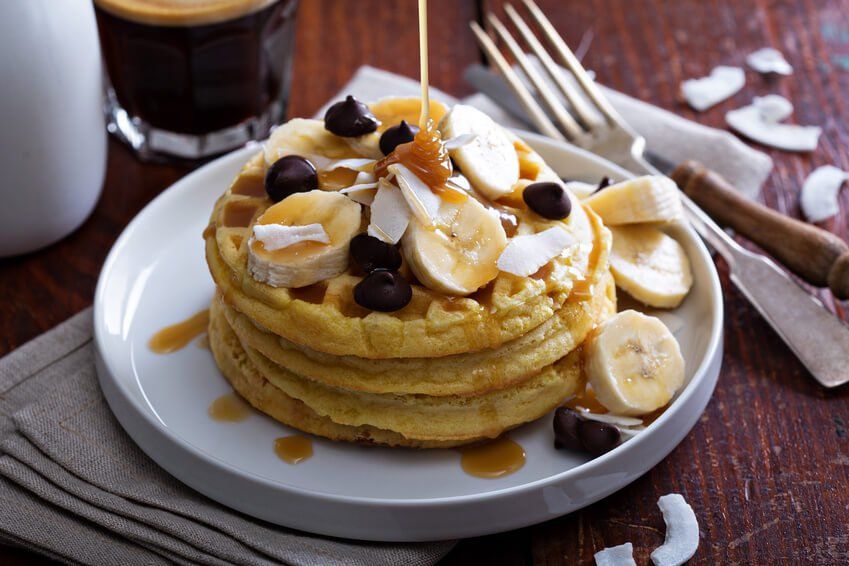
left=439, top=104, right=519, bottom=200
left=609, top=225, right=693, bottom=309
left=402, top=195, right=507, bottom=296
left=585, top=310, right=685, bottom=416
left=583, top=175, right=683, bottom=225
left=248, top=190, right=361, bottom=288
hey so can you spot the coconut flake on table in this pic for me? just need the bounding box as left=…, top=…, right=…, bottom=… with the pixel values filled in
left=726, top=95, right=822, bottom=152
left=497, top=227, right=577, bottom=277
left=746, top=47, right=793, bottom=75
left=650, top=493, right=700, bottom=566
left=681, top=66, right=745, bottom=111
left=389, top=163, right=442, bottom=226
left=800, top=165, right=849, bottom=222
left=367, top=178, right=411, bottom=244
left=252, top=223, right=329, bottom=251
left=594, top=542, right=637, bottom=566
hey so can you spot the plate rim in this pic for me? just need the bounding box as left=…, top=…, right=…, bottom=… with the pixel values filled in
left=93, top=133, right=723, bottom=525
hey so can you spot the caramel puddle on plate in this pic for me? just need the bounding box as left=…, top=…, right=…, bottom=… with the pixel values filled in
left=148, top=309, right=210, bottom=354
left=274, top=435, right=313, bottom=464
left=460, top=437, right=526, bottom=479
left=208, top=393, right=251, bottom=422
left=196, top=333, right=210, bottom=350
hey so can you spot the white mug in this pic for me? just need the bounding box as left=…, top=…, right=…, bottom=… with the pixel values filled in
left=0, top=0, right=107, bottom=257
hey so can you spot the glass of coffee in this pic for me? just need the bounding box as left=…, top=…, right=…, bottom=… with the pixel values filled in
left=94, top=0, right=298, bottom=160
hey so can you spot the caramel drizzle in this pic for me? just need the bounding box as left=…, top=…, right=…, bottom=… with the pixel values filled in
left=418, top=0, right=430, bottom=130
left=460, top=437, right=526, bottom=478
left=148, top=309, right=210, bottom=354
left=208, top=393, right=251, bottom=422
left=274, top=435, right=313, bottom=464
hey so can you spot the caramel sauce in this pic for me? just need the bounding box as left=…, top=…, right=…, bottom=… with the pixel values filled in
left=567, top=226, right=605, bottom=303
left=196, top=333, right=211, bottom=350
left=319, top=167, right=359, bottom=191
left=370, top=98, right=448, bottom=133
left=222, top=200, right=260, bottom=228
left=274, top=435, right=313, bottom=464
left=289, top=283, right=327, bottom=304
left=564, top=386, right=609, bottom=414
left=514, top=141, right=542, bottom=179
left=208, top=393, right=251, bottom=422
left=202, top=223, right=216, bottom=239
left=230, top=168, right=267, bottom=197
left=460, top=437, right=526, bottom=478
left=148, top=309, right=210, bottom=354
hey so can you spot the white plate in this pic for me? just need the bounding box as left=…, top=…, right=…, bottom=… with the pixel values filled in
left=94, top=132, right=723, bottom=542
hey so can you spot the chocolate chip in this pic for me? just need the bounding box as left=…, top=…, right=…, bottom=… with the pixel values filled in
left=353, top=270, right=412, bottom=312
left=324, top=95, right=379, bottom=137
left=596, top=176, right=612, bottom=192
left=523, top=182, right=572, bottom=220
left=577, top=419, right=621, bottom=455
left=350, top=233, right=402, bottom=272
left=553, top=407, right=584, bottom=451
left=264, top=155, right=318, bottom=202
left=379, top=120, right=419, bottom=155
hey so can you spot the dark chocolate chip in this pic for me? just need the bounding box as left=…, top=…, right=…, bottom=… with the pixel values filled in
left=353, top=270, right=412, bottom=312
left=596, top=176, right=612, bottom=192
left=522, top=182, right=572, bottom=220
left=577, top=419, right=621, bottom=455
left=350, top=233, right=402, bottom=272
left=553, top=407, right=584, bottom=451
left=324, top=95, right=379, bottom=137
left=264, top=155, right=318, bottom=202
left=379, top=120, right=419, bottom=155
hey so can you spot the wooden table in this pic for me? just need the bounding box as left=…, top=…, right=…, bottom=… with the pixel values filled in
left=2, top=0, right=849, bottom=563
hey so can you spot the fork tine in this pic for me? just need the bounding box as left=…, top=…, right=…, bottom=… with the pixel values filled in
left=503, top=4, right=601, bottom=131
left=486, top=12, right=584, bottom=140
left=520, top=0, right=622, bottom=127
left=469, top=21, right=566, bottom=141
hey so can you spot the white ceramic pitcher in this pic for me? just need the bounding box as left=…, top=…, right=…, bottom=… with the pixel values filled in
left=0, top=0, right=107, bottom=257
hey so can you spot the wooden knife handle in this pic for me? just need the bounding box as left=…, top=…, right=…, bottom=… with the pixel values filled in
left=671, top=160, right=849, bottom=300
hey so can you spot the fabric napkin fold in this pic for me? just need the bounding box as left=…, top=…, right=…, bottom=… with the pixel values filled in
left=0, top=310, right=454, bottom=565
left=0, top=65, right=774, bottom=565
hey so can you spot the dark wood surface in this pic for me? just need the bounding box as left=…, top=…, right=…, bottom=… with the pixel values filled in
left=2, top=0, right=849, bottom=563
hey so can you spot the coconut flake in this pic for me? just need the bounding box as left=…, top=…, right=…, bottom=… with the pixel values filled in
left=577, top=410, right=644, bottom=427
left=619, top=426, right=646, bottom=439
left=746, top=47, right=793, bottom=75
left=726, top=95, right=821, bottom=152
left=367, top=179, right=411, bottom=244
left=252, top=223, right=329, bottom=251
left=389, top=163, right=442, bottom=226
left=800, top=165, right=849, bottom=222
left=681, top=66, right=745, bottom=111
left=497, top=227, right=577, bottom=277
left=274, top=150, right=375, bottom=173
left=444, top=133, right=477, bottom=150
left=594, top=543, right=636, bottom=566
left=650, top=494, right=700, bottom=566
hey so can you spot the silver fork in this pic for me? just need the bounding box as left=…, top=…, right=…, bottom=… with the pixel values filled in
left=470, top=0, right=849, bottom=388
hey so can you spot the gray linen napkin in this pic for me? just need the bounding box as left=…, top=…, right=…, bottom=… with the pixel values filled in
left=0, top=309, right=454, bottom=565
left=320, top=65, right=773, bottom=198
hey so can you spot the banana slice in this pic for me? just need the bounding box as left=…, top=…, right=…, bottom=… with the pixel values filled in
left=401, top=196, right=507, bottom=296
left=609, top=225, right=693, bottom=309
left=248, top=190, right=361, bottom=288
left=263, top=118, right=354, bottom=165
left=585, top=310, right=685, bottom=416
left=439, top=105, right=519, bottom=200
left=582, top=175, right=683, bottom=225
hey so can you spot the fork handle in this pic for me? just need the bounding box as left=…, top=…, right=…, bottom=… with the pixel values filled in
left=671, top=160, right=849, bottom=299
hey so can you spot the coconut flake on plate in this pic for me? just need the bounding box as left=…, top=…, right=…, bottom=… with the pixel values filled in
left=746, top=47, right=793, bottom=75
left=726, top=95, right=822, bottom=152
left=594, top=542, right=637, bottom=566
left=577, top=410, right=644, bottom=428
left=680, top=66, right=745, bottom=111
left=565, top=181, right=600, bottom=199
left=252, top=223, right=329, bottom=251
left=800, top=165, right=849, bottom=222
left=650, top=493, right=700, bottom=566
left=497, top=227, right=577, bottom=277
left=389, top=163, right=442, bottom=226
left=444, top=133, right=477, bottom=150
left=367, top=178, right=411, bottom=244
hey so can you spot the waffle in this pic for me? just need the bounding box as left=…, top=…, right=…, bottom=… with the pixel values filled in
left=209, top=296, right=594, bottom=445
left=205, top=152, right=607, bottom=359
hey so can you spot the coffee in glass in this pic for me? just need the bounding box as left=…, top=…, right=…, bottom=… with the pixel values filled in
left=94, top=0, right=298, bottom=159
